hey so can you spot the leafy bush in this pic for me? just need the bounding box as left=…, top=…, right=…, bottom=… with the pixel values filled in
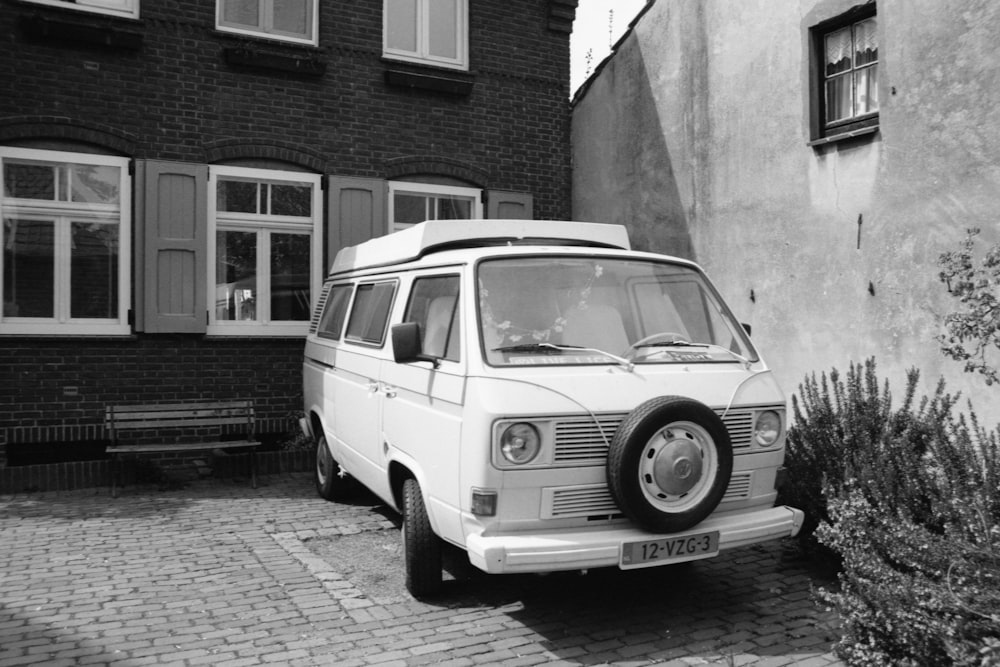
left=937, top=228, right=1000, bottom=385
left=780, top=358, right=1000, bottom=665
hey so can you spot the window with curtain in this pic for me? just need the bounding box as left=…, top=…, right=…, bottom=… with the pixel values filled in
left=1, top=148, right=131, bottom=336
left=824, top=17, right=878, bottom=126
left=812, top=8, right=879, bottom=141
left=383, top=0, right=468, bottom=70
left=217, top=0, right=317, bottom=45
left=209, top=166, right=322, bottom=336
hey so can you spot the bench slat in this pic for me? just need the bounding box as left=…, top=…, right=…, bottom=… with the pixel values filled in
left=107, top=440, right=258, bottom=454
left=109, top=400, right=252, bottom=413
left=107, top=417, right=251, bottom=430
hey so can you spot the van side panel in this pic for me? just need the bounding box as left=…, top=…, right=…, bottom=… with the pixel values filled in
left=381, top=361, right=466, bottom=544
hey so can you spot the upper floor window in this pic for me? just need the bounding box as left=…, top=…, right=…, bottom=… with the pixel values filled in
left=22, top=0, right=139, bottom=19
left=388, top=181, right=481, bottom=233
left=1, top=148, right=131, bottom=336
left=384, top=0, right=468, bottom=71
left=217, top=0, right=318, bottom=46
left=811, top=6, right=879, bottom=141
left=208, top=166, right=322, bottom=336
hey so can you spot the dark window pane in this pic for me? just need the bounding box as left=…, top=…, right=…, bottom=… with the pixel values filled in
left=215, top=230, right=257, bottom=321
left=270, top=183, right=312, bottom=216
left=3, top=218, right=54, bottom=318
left=4, top=162, right=57, bottom=200
left=70, top=222, right=119, bottom=319
left=436, top=196, right=472, bottom=220
left=217, top=180, right=259, bottom=213
left=395, top=193, right=428, bottom=225
left=270, top=232, right=311, bottom=321
left=826, top=73, right=852, bottom=123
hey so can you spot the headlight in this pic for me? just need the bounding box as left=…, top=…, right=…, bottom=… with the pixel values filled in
left=500, top=423, right=541, bottom=465
left=754, top=410, right=782, bottom=447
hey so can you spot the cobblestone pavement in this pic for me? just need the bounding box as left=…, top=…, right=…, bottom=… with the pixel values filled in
left=0, top=473, right=843, bottom=666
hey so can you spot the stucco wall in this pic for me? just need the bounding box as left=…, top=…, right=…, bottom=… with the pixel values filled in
left=572, top=0, right=1000, bottom=423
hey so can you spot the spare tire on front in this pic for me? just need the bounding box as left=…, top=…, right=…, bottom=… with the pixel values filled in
left=608, top=396, right=733, bottom=533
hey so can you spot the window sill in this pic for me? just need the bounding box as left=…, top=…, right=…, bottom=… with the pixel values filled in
left=18, top=13, right=143, bottom=50
left=223, top=46, right=326, bottom=77
left=382, top=61, right=476, bottom=96
left=808, top=125, right=879, bottom=148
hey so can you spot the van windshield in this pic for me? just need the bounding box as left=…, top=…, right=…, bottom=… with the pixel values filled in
left=477, top=257, right=757, bottom=367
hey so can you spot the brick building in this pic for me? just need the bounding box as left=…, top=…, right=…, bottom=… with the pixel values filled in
left=0, top=0, right=576, bottom=475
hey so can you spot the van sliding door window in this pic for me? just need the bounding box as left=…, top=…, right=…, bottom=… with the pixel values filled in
left=345, top=281, right=396, bottom=345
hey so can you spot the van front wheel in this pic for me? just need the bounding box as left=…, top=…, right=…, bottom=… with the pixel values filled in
left=315, top=435, right=354, bottom=501
left=402, top=478, right=443, bottom=598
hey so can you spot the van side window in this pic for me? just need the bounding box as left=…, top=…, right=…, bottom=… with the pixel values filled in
left=405, top=276, right=460, bottom=362
left=345, top=281, right=396, bottom=345
left=317, top=284, right=353, bottom=340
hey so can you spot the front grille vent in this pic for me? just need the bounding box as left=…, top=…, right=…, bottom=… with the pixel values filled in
left=552, top=409, right=757, bottom=466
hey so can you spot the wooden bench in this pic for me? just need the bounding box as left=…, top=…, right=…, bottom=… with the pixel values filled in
left=105, top=399, right=259, bottom=497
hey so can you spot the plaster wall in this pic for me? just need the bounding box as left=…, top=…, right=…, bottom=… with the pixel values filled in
left=572, top=0, right=1000, bottom=423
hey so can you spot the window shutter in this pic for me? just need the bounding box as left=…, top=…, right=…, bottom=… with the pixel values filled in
left=327, top=176, right=386, bottom=272
left=135, top=160, right=208, bottom=333
left=487, top=190, right=533, bottom=219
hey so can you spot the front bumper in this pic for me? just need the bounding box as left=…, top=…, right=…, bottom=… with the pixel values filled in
left=465, top=504, right=804, bottom=574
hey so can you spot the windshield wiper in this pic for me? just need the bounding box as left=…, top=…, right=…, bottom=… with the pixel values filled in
left=634, top=340, right=708, bottom=349
left=492, top=342, right=566, bottom=353
left=492, top=342, right=634, bottom=372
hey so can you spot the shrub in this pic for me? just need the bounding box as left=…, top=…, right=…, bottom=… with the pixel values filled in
left=937, top=228, right=1000, bottom=386
left=781, top=358, right=1000, bottom=665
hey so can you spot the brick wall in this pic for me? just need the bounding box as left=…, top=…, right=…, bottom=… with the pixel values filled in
left=0, top=336, right=305, bottom=451
left=0, top=0, right=573, bottom=463
left=0, top=0, right=572, bottom=217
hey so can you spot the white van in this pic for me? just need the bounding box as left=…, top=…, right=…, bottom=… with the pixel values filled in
left=302, top=220, right=803, bottom=597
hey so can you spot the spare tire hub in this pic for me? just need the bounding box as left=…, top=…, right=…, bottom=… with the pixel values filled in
left=639, top=421, right=716, bottom=508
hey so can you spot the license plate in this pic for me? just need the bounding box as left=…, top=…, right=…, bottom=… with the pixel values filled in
left=620, top=531, right=720, bottom=569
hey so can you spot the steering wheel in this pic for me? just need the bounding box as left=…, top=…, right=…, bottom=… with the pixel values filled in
left=623, top=332, right=688, bottom=357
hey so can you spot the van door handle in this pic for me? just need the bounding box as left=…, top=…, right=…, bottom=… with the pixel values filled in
left=383, top=385, right=397, bottom=399
left=367, top=381, right=380, bottom=394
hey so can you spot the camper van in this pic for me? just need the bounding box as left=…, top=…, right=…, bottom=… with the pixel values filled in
left=301, top=220, right=803, bottom=597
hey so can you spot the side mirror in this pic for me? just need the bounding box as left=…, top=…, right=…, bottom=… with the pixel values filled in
left=741, top=322, right=752, bottom=336
left=391, top=322, right=439, bottom=367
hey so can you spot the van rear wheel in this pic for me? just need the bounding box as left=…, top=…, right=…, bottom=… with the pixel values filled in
left=402, top=478, right=443, bottom=598
left=315, top=434, right=354, bottom=501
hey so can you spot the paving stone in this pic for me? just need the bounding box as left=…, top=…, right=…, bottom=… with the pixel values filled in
left=0, top=473, right=844, bottom=666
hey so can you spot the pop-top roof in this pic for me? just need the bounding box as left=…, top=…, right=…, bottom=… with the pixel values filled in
left=328, top=219, right=631, bottom=275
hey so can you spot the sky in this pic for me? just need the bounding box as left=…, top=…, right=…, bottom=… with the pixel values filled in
left=570, top=0, right=647, bottom=95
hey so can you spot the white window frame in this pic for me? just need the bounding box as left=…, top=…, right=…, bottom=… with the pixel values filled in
left=388, top=181, right=482, bottom=233
left=21, top=0, right=139, bottom=19
left=0, top=148, right=131, bottom=336
left=383, top=0, right=468, bottom=71
left=208, top=166, right=322, bottom=337
left=216, top=0, right=318, bottom=46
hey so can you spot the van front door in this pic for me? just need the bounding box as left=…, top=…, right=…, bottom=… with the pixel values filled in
left=380, top=275, right=466, bottom=543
